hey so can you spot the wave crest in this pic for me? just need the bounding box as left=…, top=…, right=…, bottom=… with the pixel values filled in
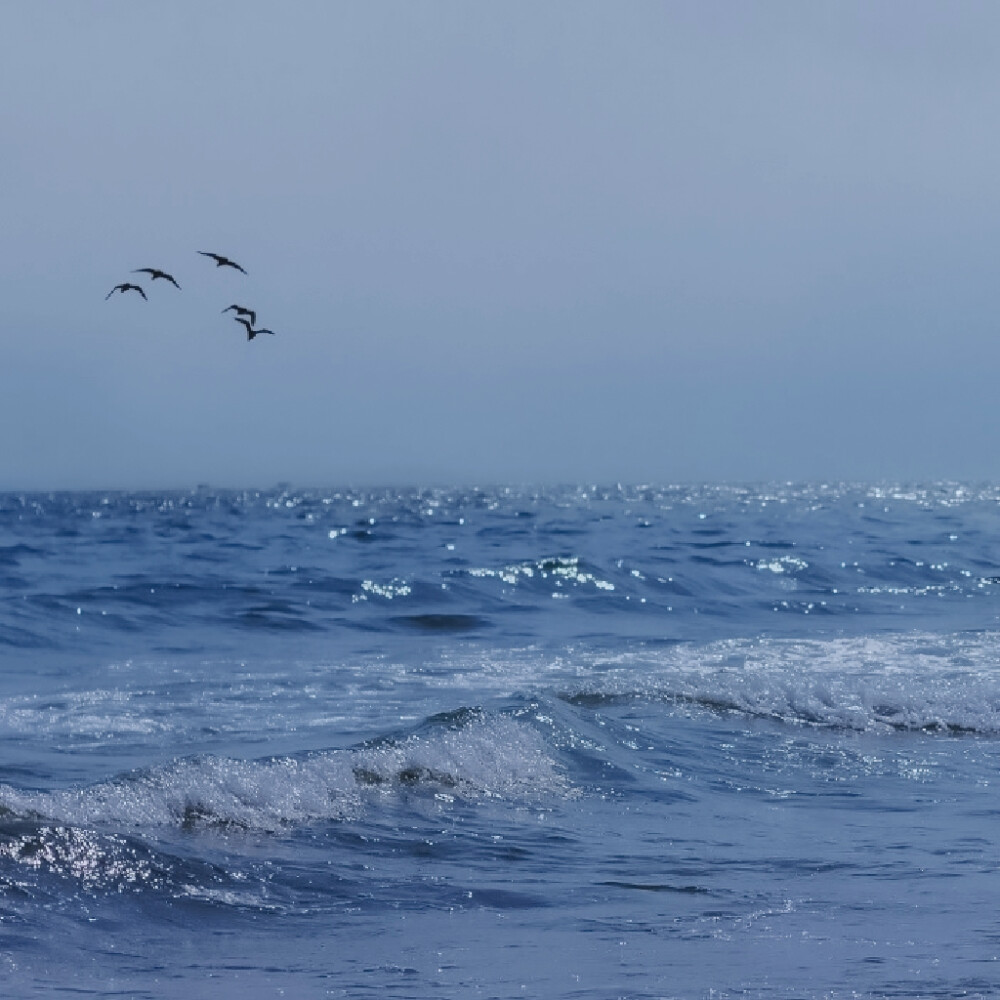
left=0, top=714, right=570, bottom=833
left=565, top=633, right=1000, bottom=734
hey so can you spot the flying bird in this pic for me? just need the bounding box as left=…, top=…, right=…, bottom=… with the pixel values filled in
left=198, top=251, right=247, bottom=274
left=132, top=268, right=181, bottom=289
left=222, top=304, right=257, bottom=326
left=233, top=316, right=275, bottom=341
left=105, top=283, right=147, bottom=300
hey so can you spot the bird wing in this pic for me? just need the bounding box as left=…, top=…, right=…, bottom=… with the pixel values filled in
left=135, top=285, right=147, bottom=299
left=199, top=251, right=246, bottom=273
left=132, top=268, right=155, bottom=276
left=105, top=286, right=119, bottom=299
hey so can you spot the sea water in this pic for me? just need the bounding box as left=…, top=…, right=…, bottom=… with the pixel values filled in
left=2, top=483, right=1000, bottom=999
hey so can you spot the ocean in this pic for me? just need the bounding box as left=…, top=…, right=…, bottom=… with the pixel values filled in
left=2, top=483, right=1000, bottom=998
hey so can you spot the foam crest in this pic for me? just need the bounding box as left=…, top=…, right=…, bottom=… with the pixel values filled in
left=572, top=633, right=1000, bottom=733
left=463, top=556, right=617, bottom=593
left=0, top=714, right=570, bottom=833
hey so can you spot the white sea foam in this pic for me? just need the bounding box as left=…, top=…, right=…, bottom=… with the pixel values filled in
left=466, top=556, right=616, bottom=591
left=570, top=633, right=1000, bottom=733
left=0, top=714, right=570, bottom=832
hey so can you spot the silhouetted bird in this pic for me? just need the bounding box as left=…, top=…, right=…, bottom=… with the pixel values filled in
left=198, top=251, right=247, bottom=274
left=233, top=316, right=275, bottom=341
left=132, top=268, right=181, bottom=289
left=105, top=283, right=147, bottom=300
left=222, top=304, right=257, bottom=326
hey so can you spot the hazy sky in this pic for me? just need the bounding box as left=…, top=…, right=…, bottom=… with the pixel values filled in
left=3, top=2, right=1000, bottom=488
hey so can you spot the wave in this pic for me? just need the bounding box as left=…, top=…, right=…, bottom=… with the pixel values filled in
left=8, top=481, right=1000, bottom=657
left=0, top=713, right=570, bottom=835
left=560, top=633, right=1000, bottom=734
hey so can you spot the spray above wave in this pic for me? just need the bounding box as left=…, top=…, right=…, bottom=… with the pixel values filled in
left=0, top=822, right=165, bottom=894
left=0, top=713, right=571, bottom=834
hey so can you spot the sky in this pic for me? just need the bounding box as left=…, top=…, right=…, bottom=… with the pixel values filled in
left=3, top=2, right=1000, bottom=489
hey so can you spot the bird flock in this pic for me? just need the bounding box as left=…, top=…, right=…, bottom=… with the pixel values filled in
left=106, top=252, right=276, bottom=340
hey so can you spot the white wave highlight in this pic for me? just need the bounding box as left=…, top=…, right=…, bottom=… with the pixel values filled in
left=0, top=715, right=570, bottom=832
left=574, top=633, right=1000, bottom=733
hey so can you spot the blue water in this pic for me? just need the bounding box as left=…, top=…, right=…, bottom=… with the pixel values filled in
left=3, top=483, right=1000, bottom=998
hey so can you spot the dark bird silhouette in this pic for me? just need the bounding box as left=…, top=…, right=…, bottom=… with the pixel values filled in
left=222, top=304, right=257, bottom=326
left=105, top=283, right=147, bottom=301
left=198, top=251, right=247, bottom=274
left=132, top=268, right=181, bottom=289
left=233, top=316, right=275, bottom=341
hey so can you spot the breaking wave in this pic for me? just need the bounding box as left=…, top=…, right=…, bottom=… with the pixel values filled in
left=0, top=712, right=570, bottom=834
left=561, top=632, right=1000, bottom=733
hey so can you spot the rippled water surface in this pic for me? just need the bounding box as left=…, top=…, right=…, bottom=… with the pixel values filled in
left=3, top=484, right=1000, bottom=998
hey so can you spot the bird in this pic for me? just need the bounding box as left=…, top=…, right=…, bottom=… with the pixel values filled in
left=222, top=304, right=257, bottom=326
left=233, top=316, right=275, bottom=341
left=198, top=251, right=247, bottom=274
left=105, top=283, right=147, bottom=300
left=132, top=268, right=181, bottom=289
